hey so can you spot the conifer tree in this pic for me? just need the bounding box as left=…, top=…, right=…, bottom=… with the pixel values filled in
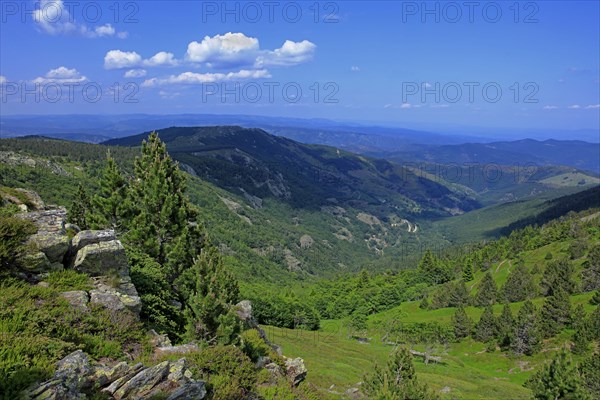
left=451, top=306, right=473, bottom=340
left=418, top=250, right=450, bottom=285
left=571, top=305, right=591, bottom=355
left=590, top=290, right=600, bottom=305
left=462, top=256, right=474, bottom=281
left=496, top=303, right=514, bottom=349
left=474, top=272, right=498, bottom=307
left=541, top=258, right=577, bottom=296
left=539, top=288, right=572, bottom=338
left=579, top=352, right=600, bottom=398
left=92, top=151, right=127, bottom=230
left=582, top=245, right=600, bottom=292
left=475, top=305, right=498, bottom=343
left=511, top=300, right=541, bottom=356
left=526, top=349, right=591, bottom=400
left=589, top=306, right=600, bottom=340
left=448, top=280, right=470, bottom=307
left=363, top=347, right=440, bottom=399
left=501, top=263, right=537, bottom=302
left=68, top=183, right=92, bottom=230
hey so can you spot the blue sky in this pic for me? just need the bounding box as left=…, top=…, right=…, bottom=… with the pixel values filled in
left=1, top=0, right=599, bottom=134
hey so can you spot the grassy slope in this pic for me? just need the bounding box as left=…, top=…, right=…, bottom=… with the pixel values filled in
left=266, top=222, right=599, bottom=399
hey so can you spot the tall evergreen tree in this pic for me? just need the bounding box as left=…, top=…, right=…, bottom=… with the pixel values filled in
left=571, top=305, right=591, bottom=355
left=418, top=250, right=450, bottom=285
left=582, top=245, right=600, bottom=292
left=579, top=352, right=600, bottom=398
left=526, top=349, right=591, bottom=400
left=91, top=151, right=127, bottom=230
left=462, top=257, right=474, bottom=282
left=68, top=183, right=92, bottom=230
left=511, top=300, right=541, bottom=356
left=541, top=258, right=577, bottom=296
left=539, top=288, right=572, bottom=338
left=475, top=305, right=498, bottom=343
left=496, top=303, right=514, bottom=349
left=451, top=306, right=473, bottom=341
left=474, top=272, right=498, bottom=307
left=448, top=280, right=470, bottom=307
left=501, top=263, right=537, bottom=302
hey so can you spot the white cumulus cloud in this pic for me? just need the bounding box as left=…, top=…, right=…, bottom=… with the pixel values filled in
left=33, top=0, right=127, bottom=38
left=568, top=104, right=581, bottom=109
left=543, top=105, right=558, bottom=110
left=143, top=52, right=179, bottom=67
left=124, top=69, right=147, bottom=78
left=186, top=32, right=260, bottom=67
left=255, top=40, right=316, bottom=67
left=104, top=50, right=143, bottom=69
left=351, top=66, right=360, bottom=72
left=32, top=66, right=87, bottom=84
left=585, top=104, right=600, bottom=109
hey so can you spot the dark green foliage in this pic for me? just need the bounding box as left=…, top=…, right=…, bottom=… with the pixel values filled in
left=589, top=306, right=600, bottom=340
left=511, top=300, right=541, bottom=356
left=526, top=349, right=591, bottom=400
left=348, top=308, right=368, bottom=336
left=568, top=239, right=587, bottom=260
left=430, top=280, right=470, bottom=309
left=581, top=245, right=600, bottom=292
left=363, top=347, right=440, bottom=399
left=418, top=250, right=451, bottom=285
left=451, top=306, right=473, bottom=341
left=474, top=272, right=498, bottom=307
left=186, top=345, right=257, bottom=400
left=545, top=252, right=553, bottom=260
left=0, top=215, right=36, bottom=270
left=182, top=249, right=240, bottom=345
left=571, top=305, right=591, bottom=355
left=541, top=258, right=577, bottom=296
left=68, top=183, right=92, bottom=230
left=539, top=289, right=572, bottom=338
left=90, top=151, right=127, bottom=230
left=462, top=257, right=474, bottom=281
left=475, top=305, right=498, bottom=343
left=501, top=263, right=537, bottom=302
left=590, top=290, right=600, bottom=305
left=579, top=352, right=600, bottom=398
left=240, top=329, right=275, bottom=363
left=250, top=294, right=320, bottom=331
left=496, top=303, right=514, bottom=349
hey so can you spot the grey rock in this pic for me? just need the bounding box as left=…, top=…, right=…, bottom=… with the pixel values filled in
left=14, top=188, right=45, bottom=211
left=102, top=363, right=144, bottom=395
left=113, top=361, right=170, bottom=400
left=20, top=208, right=67, bottom=234
left=89, top=276, right=141, bottom=315
left=64, top=223, right=81, bottom=234
left=165, top=382, right=207, bottom=400
left=149, top=329, right=173, bottom=348
left=19, top=251, right=51, bottom=272
left=93, top=361, right=133, bottom=387
left=156, top=343, right=199, bottom=357
left=285, top=357, right=307, bottom=387
left=28, top=350, right=92, bottom=399
left=73, top=240, right=129, bottom=277
left=70, top=230, right=116, bottom=254
left=27, top=232, right=70, bottom=264
left=60, top=291, right=89, bottom=310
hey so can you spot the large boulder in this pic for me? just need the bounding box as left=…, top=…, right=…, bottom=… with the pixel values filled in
left=285, top=357, right=307, bottom=387
left=60, top=291, right=89, bottom=310
left=27, top=350, right=92, bottom=400
left=29, top=352, right=206, bottom=400
left=70, top=230, right=116, bottom=254
left=73, top=240, right=129, bottom=277
left=20, top=209, right=70, bottom=264
left=89, top=276, right=141, bottom=315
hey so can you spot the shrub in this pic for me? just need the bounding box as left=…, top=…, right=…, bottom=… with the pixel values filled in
left=0, top=215, right=36, bottom=271
left=186, top=345, right=257, bottom=400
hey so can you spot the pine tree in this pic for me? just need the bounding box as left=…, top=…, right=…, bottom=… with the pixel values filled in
left=462, top=257, right=474, bottom=281
left=589, top=306, right=600, bottom=340
left=539, top=288, right=572, bottom=338
left=590, top=290, right=600, bottom=305
left=511, top=300, right=541, bottom=356
left=501, top=263, right=537, bottom=302
left=92, top=151, right=127, bottom=230
left=182, top=247, right=240, bottom=344
left=582, top=245, right=600, bottom=292
left=418, top=250, right=450, bottom=285
left=496, top=303, right=514, bottom=349
left=68, top=183, right=92, bottom=230
left=579, top=352, right=600, bottom=398
left=452, top=306, right=473, bottom=341
left=526, top=349, right=591, bottom=400
left=448, top=280, right=470, bottom=307
left=474, top=272, right=498, bottom=307
left=363, top=347, right=440, bottom=399
left=541, top=258, right=577, bottom=296
left=475, top=305, right=498, bottom=343
left=571, top=305, right=591, bottom=355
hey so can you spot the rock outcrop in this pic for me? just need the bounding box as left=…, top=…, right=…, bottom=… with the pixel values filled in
left=27, top=350, right=206, bottom=400
left=284, top=357, right=308, bottom=387
left=15, top=207, right=141, bottom=316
